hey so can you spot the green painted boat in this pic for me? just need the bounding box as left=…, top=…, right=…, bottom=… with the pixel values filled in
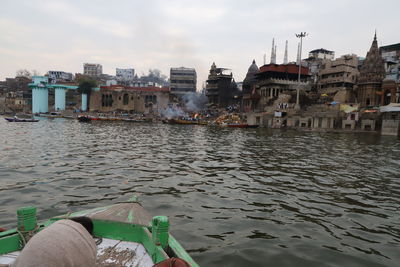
left=0, top=196, right=199, bottom=267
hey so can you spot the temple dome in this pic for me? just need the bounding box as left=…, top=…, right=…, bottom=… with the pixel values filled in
left=243, top=60, right=259, bottom=94
left=247, top=59, right=259, bottom=74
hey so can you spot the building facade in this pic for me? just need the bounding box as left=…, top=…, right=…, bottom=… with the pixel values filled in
left=83, top=63, right=103, bottom=77
left=254, top=63, right=310, bottom=112
left=305, top=48, right=335, bottom=86
left=116, top=68, right=135, bottom=83
left=380, top=43, right=400, bottom=104
left=308, top=48, right=335, bottom=60
left=317, top=54, right=359, bottom=103
left=242, top=60, right=260, bottom=112
left=357, top=34, right=386, bottom=107
left=205, top=62, right=240, bottom=108
left=89, top=85, right=170, bottom=114
left=170, top=67, right=197, bottom=96
left=48, top=71, right=73, bottom=83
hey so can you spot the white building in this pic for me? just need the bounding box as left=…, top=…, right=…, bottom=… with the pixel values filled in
left=83, top=63, right=102, bottom=77
left=309, top=48, right=335, bottom=60
left=47, top=71, right=73, bottom=83
left=170, top=67, right=197, bottom=95
left=116, top=68, right=135, bottom=82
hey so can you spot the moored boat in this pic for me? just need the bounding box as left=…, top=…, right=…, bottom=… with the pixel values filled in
left=0, top=196, right=199, bottom=267
left=163, top=118, right=207, bottom=125
left=77, top=115, right=92, bottom=122
left=37, top=112, right=63, bottom=118
left=4, top=117, right=39, bottom=122
left=227, top=123, right=259, bottom=128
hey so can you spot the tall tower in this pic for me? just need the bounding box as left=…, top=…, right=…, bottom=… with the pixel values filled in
left=357, top=32, right=386, bottom=107
left=284, top=40, right=288, bottom=64
left=270, top=38, right=276, bottom=64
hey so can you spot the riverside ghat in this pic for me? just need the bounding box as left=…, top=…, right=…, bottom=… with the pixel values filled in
left=29, top=76, right=98, bottom=114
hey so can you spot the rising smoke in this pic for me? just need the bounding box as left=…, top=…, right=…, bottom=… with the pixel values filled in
left=161, top=92, right=208, bottom=119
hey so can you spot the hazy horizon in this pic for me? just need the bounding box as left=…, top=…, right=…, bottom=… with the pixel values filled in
left=1, top=0, right=399, bottom=89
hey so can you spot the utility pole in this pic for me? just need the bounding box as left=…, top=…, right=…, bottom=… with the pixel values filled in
left=295, top=32, right=308, bottom=110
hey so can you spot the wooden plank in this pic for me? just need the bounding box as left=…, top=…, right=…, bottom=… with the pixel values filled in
left=96, top=238, right=153, bottom=267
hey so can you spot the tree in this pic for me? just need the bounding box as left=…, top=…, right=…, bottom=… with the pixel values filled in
left=16, top=69, right=32, bottom=78
left=15, top=69, right=40, bottom=78
left=77, top=77, right=97, bottom=111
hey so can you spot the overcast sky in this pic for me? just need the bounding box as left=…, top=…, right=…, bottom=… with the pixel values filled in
left=1, top=0, right=399, bottom=89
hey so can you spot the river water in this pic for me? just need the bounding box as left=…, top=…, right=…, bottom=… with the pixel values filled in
left=0, top=117, right=399, bottom=267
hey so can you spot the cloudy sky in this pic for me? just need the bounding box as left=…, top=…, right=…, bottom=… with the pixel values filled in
left=1, top=0, right=399, bottom=88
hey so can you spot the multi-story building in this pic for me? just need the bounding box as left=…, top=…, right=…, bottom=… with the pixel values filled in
left=308, top=48, right=335, bottom=60
left=205, top=62, right=240, bottom=108
left=116, top=68, right=135, bottom=83
left=170, top=67, right=197, bottom=96
left=48, top=71, right=73, bottom=83
left=254, top=63, right=310, bottom=112
left=306, top=48, right=335, bottom=86
left=357, top=34, right=386, bottom=107
left=380, top=43, right=400, bottom=104
left=83, top=63, right=102, bottom=77
left=380, top=43, right=400, bottom=81
left=89, top=85, right=170, bottom=114
left=317, top=54, right=359, bottom=103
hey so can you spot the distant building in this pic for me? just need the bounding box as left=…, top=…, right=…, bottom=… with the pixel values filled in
left=89, top=85, right=170, bottom=114
left=380, top=43, right=400, bottom=82
left=205, top=62, right=240, bottom=108
left=308, top=48, right=335, bottom=60
left=170, top=67, right=197, bottom=96
left=357, top=33, right=386, bottom=107
left=83, top=63, right=102, bottom=77
left=48, top=71, right=73, bottom=83
left=242, top=60, right=259, bottom=112
left=254, top=63, right=311, bottom=112
left=317, top=54, right=359, bottom=103
left=380, top=43, right=400, bottom=104
left=116, top=68, right=135, bottom=83
left=306, top=48, right=335, bottom=85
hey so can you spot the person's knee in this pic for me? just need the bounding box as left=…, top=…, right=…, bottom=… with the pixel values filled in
left=70, top=216, right=94, bottom=235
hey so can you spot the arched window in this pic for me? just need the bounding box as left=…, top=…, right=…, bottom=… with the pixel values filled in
left=108, top=94, right=113, bottom=107
left=123, top=94, right=129, bottom=105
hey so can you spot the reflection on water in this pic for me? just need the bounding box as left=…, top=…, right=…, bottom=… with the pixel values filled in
left=0, top=118, right=399, bottom=267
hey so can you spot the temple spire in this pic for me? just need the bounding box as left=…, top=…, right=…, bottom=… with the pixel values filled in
left=283, top=40, right=288, bottom=64
left=270, top=38, right=276, bottom=64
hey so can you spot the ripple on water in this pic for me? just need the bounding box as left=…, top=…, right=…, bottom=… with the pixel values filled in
left=0, top=119, right=399, bottom=266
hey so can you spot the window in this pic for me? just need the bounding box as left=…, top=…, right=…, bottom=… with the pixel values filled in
left=123, top=94, right=129, bottom=105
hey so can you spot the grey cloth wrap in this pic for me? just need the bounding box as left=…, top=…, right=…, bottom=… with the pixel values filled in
left=13, top=219, right=97, bottom=267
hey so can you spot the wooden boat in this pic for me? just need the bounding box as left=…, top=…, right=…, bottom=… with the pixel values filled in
left=122, top=118, right=148, bottom=122
left=0, top=196, right=199, bottom=267
left=77, top=115, right=92, bottom=122
left=163, top=119, right=207, bottom=125
left=227, top=123, right=259, bottom=128
left=38, top=112, right=63, bottom=118
left=4, top=117, right=39, bottom=122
